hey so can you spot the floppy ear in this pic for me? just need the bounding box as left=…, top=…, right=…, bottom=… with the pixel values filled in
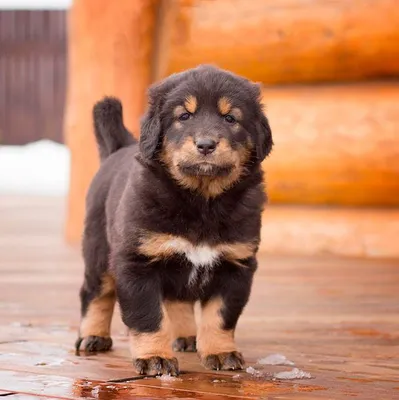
left=255, top=110, right=273, bottom=162
left=251, top=82, right=273, bottom=162
left=139, top=108, right=162, bottom=161
left=139, top=72, right=188, bottom=161
left=139, top=85, right=163, bottom=161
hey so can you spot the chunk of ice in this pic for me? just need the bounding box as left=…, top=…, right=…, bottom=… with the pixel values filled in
left=273, top=368, right=312, bottom=380
left=257, top=353, right=295, bottom=366
left=156, top=374, right=182, bottom=382
left=246, top=366, right=265, bottom=378
left=91, top=386, right=100, bottom=397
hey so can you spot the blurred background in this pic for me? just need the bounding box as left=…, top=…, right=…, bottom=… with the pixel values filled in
left=0, top=0, right=398, bottom=258
left=0, top=2, right=398, bottom=397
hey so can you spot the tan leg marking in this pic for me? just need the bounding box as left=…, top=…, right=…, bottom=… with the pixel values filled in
left=197, top=297, right=237, bottom=357
left=165, top=301, right=197, bottom=339
left=129, top=304, right=173, bottom=359
left=80, top=274, right=116, bottom=337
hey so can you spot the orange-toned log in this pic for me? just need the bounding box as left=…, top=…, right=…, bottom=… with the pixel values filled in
left=260, top=206, right=399, bottom=258
left=64, top=0, right=158, bottom=243
left=154, top=0, right=399, bottom=84
left=263, top=82, right=399, bottom=206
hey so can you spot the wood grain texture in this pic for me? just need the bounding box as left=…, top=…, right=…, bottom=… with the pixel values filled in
left=261, top=206, right=399, bottom=258
left=0, top=10, right=67, bottom=146
left=64, top=0, right=158, bottom=243
left=263, top=83, right=399, bottom=206
left=153, top=0, right=399, bottom=84
left=0, top=196, right=398, bottom=399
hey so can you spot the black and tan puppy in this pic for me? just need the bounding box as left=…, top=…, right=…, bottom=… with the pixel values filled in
left=75, top=65, right=273, bottom=376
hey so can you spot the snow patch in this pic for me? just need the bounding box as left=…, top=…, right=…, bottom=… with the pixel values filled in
left=257, top=354, right=295, bottom=366
left=273, top=368, right=312, bottom=380
left=0, top=0, right=71, bottom=9
left=0, top=140, right=70, bottom=196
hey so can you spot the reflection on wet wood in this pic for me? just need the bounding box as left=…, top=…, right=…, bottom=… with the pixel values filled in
left=0, top=196, right=398, bottom=399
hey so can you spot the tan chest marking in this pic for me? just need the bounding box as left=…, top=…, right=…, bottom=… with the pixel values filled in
left=138, top=231, right=256, bottom=267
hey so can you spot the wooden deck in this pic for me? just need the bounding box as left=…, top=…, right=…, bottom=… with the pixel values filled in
left=0, top=196, right=398, bottom=399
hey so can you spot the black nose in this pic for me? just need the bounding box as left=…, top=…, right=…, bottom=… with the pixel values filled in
left=196, top=138, right=217, bottom=155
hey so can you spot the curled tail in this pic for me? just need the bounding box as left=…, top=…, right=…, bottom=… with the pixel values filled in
left=93, top=96, right=137, bottom=161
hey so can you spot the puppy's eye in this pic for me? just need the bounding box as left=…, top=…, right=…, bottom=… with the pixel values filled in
left=179, top=112, right=191, bottom=121
left=224, top=114, right=236, bottom=124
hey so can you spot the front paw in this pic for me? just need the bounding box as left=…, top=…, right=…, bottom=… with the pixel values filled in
left=75, top=335, right=113, bottom=354
left=201, top=351, right=245, bottom=371
left=172, top=336, right=197, bottom=352
left=134, top=356, right=179, bottom=376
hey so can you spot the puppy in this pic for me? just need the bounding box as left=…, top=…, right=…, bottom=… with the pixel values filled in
left=75, top=65, right=273, bottom=376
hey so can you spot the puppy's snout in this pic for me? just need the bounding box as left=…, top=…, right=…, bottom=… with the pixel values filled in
left=196, top=138, right=217, bottom=155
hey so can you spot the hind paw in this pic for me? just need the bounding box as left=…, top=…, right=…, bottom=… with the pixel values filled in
left=75, top=336, right=113, bottom=354
left=172, top=336, right=197, bottom=352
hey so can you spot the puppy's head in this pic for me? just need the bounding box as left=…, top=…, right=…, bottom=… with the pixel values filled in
left=140, top=65, right=273, bottom=197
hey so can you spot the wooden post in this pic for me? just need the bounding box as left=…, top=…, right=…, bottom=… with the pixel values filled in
left=64, top=0, right=158, bottom=243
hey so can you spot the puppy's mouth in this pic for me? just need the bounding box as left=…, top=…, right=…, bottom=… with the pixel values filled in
left=178, top=162, right=234, bottom=177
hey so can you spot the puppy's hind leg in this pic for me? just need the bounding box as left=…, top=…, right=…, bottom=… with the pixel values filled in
left=165, top=301, right=197, bottom=352
left=76, top=219, right=115, bottom=354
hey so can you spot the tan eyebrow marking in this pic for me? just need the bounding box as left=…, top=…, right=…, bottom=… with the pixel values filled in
left=230, top=107, right=243, bottom=121
left=184, top=95, right=197, bottom=113
left=218, top=97, right=232, bottom=115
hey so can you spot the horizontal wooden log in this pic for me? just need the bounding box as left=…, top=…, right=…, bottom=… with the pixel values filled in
left=154, top=0, right=399, bottom=84
left=260, top=206, right=399, bottom=258
left=263, top=82, right=399, bottom=206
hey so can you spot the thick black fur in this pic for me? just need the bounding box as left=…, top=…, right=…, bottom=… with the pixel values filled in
left=77, top=65, right=273, bottom=372
left=93, top=97, right=136, bottom=161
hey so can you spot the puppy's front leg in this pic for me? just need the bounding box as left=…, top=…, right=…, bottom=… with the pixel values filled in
left=197, top=260, right=256, bottom=371
left=115, top=254, right=178, bottom=376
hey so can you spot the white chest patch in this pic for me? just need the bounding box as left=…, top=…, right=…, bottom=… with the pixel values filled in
left=138, top=231, right=255, bottom=287
left=160, top=237, right=221, bottom=267
left=159, top=238, right=221, bottom=286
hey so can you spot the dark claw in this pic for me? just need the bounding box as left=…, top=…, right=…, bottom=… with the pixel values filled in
left=148, top=356, right=163, bottom=374
left=134, top=356, right=180, bottom=376
left=223, top=351, right=245, bottom=370
left=75, top=336, right=113, bottom=355
left=172, top=336, right=197, bottom=352
left=134, top=358, right=147, bottom=375
left=202, top=351, right=245, bottom=371
left=75, top=337, right=83, bottom=355
left=203, top=354, right=222, bottom=370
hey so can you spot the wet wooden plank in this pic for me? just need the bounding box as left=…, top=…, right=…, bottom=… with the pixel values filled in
left=0, top=196, right=398, bottom=399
